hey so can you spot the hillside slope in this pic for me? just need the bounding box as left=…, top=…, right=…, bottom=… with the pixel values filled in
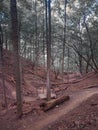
left=0, top=50, right=98, bottom=130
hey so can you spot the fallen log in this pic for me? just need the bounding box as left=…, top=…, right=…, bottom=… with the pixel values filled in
left=40, top=95, right=70, bottom=111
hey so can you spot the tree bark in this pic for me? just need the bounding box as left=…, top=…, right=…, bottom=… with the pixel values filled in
left=10, top=0, right=22, bottom=118
left=0, top=23, right=7, bottom=108
left=46, top=0, right=51, bottom=100
left=62, top=0, right=67, bottom=80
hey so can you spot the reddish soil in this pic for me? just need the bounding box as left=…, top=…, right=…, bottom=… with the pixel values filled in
left=44, top=93, right=98, bottom=130
left=0, top=50, right=98, bottom=130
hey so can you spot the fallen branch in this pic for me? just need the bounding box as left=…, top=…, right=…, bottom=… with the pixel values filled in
left=83, top=84, right=98, bottom=89
left=40, top=95, right=70, bottom=112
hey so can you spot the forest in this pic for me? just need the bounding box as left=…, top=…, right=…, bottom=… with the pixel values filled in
left=0, top=0, right=98, bottom=130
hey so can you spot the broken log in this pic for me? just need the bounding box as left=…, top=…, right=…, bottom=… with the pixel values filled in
left=40, top=95, right=70, bottom=111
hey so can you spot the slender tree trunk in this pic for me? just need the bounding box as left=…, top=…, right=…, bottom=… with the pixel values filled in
left=0, top=23, right=7, bottom=108
left=78, top=19, right=83, bottom=74
left=46, top=0, right=51, bottom=100
left=34, top=0, right=39, bottom=66
left=43, top=1, right=46, bottom=66
left=10, top=0, right=22, bottom=118
left=67, top=47, right=69, bottom=82
left=62, top=0, right=67, bottom=80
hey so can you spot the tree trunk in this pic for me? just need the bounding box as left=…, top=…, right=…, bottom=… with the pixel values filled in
left=0, top=23, right=7, bottom=108
left=46, top=0, right=51, bottom=100
left=62, top=0, right=67, bottom=80
left=10, top=0, right=22, bottom=118
left=43, top=1, right=46, bottom=67
left=34, top=0, right=39, bottom=66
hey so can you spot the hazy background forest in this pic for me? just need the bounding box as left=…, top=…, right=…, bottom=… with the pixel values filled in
left=1, top=0, right=98, bottom=74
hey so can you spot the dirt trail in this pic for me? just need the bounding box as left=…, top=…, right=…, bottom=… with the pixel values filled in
left=24, top=88, right=98, bottom=130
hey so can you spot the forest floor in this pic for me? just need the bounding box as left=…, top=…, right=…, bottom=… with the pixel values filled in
left=0, top=50, right=98, bottom=130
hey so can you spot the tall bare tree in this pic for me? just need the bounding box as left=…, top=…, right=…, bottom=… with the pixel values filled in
left=0, top=22, right=7, bottom=108
left=10, top=0, right=22, bottom=118
left=45, top=0, right=51, bottom=100
left=62, top=0, right=67, bottom=80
